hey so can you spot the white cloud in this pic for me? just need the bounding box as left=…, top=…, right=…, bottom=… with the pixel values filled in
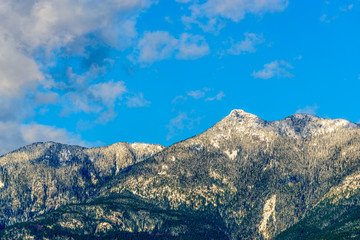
left=131, top=31, right=178, bottom=63
left=131, top=31, right=210, bottom=63
left=61, top=78, right=127, bottom=122
left=0, top=0, right=150, bottom=52
left=252, top=60, right=294, bottom=79
left=187, top=88, right=210, bottom=99
left=126, top=93, right=151, bottom=107
left=172, top=95, right=188, bottom=104
left=173, top=88, right=225, bottom=104
left=0, top=35, right=45, bottom=99
left=0, top=121, right=86, bottom=155
left=296, top=105, right=319, bottom=115
left=0, top=0, right=156, bottom=152
left=227, top=33, right=265, bottom=55
left=205, top=91, right=225, bottom=101
left=0, top=0, right=152, bottom=116
left=181, top=0, right=288, bottom=31
left=177, top=33, right=210, bottom=59
left=89, top=80, right=126, bottom=108
left=35, top=92, right=59, bottom=105
left=320, top=1, right=357, bottom=23
left=59, top=66, right=148, bottom=121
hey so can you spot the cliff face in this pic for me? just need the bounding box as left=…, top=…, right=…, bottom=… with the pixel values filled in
left=1, top=110, right=360, bottom=239
left=0, top=141, right=164, bottom=229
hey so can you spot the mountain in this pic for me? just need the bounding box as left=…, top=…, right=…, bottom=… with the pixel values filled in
left=0, top=141, right=164, bottom=229
left=275, top=170, right=360, bottom=240
left=1, top=110, right=360, bottom=239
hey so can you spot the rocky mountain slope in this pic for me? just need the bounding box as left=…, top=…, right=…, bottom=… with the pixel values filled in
left=275, top=170, right=360, bottom=240
left=0, top=141, right=164, bottom=229
left=1, top=110, right=360, bottom=239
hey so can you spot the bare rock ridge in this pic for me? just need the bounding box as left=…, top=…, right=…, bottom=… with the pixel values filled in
left=1, top=109, right=360, bottom=239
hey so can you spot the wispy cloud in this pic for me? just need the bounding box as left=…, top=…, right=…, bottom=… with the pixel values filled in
left=126, top=93, right=151, bottom=107
left=320, top=1, right=357, bottom=23
left=130, top=31, right=210, bottom=64
left=340, top=4, right=354, bottom=12
left=226, top=33, right=265, bottom=55
left=176, top=0, right=192, bottom=3
left=168, top=88, right=224, bottom=140
left=177, top=33, right=210, bottom=59
left=172, top=95, right=188, bottom=105
left=166, top=112, right=202, bottom=140
left=252, top=60, right=294, bottom=79
left=180, top=0, right=288, bottom=32
left=187, top=88, right=210, bottom=99
left=296, top=105, right=319, bottom=115
left=320, top=13, right=332, bottom=23
left=173, top=88, right=225, bottom=104
left=205, top=91, right=225, bottom=101
left=59, top=66, right=127, bottom=122
left=0, top=121, right=89, bottom=155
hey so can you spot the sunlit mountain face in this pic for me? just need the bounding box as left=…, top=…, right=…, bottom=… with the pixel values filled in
left=1, top=110, right=360, bottom=239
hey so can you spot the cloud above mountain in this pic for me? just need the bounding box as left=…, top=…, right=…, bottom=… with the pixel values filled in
left=180, top=0, right=288, bottom=31
left=0, top=0, right=153, bottom=153
left=252, top=60, right=294, bottom=79
left=130, top=31, right=210, bottom=64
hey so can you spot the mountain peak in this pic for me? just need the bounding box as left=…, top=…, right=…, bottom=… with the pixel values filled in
left=225, top=109, right=264, bottom=125
left=272, top=113, right=358, bottom=138
left=215, top=109, right=359, bottom=139
left=289, top=113, right=321, bottom=119
left=229, top=109, right=255, bottom=118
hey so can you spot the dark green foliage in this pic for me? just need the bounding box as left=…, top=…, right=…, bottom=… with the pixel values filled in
left=276, top=194, right=360, bottom=240
left=0, top=192, right=228, bottom=240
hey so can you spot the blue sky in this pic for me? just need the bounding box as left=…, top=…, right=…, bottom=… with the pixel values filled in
left=0, top=0, right=359, bottom=154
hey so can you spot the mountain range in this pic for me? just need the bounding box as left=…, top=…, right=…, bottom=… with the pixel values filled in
left=0, top=109, right=359, bottom=239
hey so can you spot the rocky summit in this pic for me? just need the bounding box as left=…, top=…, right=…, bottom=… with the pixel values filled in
left=1, top=110, right=360, bottom=239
